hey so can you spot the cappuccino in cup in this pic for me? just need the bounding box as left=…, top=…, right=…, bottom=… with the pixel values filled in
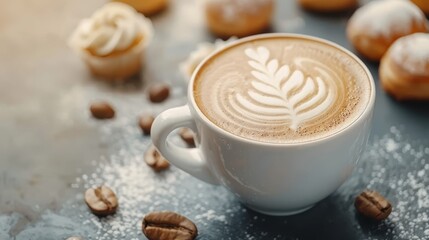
left=193, top=37, right=371, bottom=143
left=152, top=34, right=375, bottom=215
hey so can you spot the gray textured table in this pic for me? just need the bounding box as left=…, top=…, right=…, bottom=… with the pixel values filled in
left=1, top=0, right=428, bottom=239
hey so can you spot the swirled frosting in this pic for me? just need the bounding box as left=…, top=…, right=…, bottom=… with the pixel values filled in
left=180, top=37, right=237, bottom=82
left=194, top=37, right=371, bottom=143
left=69, top=2, right=153, bottom=56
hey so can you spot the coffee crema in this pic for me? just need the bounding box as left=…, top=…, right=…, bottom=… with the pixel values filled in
left=193, top=36, right=371, bottom=143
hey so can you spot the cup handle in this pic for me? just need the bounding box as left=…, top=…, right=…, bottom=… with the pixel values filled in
left=151, top=105, right=219, bottom=185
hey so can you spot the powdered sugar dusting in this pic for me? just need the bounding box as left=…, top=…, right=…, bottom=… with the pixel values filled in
left=390, top=33, right=429, bottom=76
left=73, top=122, right=428, bottom=239
left=2, top=121, right=427, bottom=239
left=348, top=0, right=426, bottom=37
left=195, top=210, right=227, bottom=224
left=65, top=101, right=238, bottom=240
left=337, top=126, right=429, bottom=240
left=385, top=138, right=399, bottom=152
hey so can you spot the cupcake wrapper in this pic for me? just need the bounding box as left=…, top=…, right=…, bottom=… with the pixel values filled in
left=70, top=13, right=153, bottom=81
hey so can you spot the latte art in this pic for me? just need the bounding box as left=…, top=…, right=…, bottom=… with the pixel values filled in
left=234, top=46, right=335, bottom=130
left=194, top=36, right=371, bottom=143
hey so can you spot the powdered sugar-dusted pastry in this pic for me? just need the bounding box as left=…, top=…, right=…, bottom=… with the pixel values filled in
left=411, top=0, right=429, bottom=15
left=298, top=0, right=357, bottom=12
left=347, top=0, right=428, bottom=61
left=205, top=0, right=274, bottom=38
left=379, top=33, right=429, bottom=100
left=112, top=0, right=168, bottom=16
left=69, top=2, right=153, bottom=81
left=180, top=37, right=237, bottom=82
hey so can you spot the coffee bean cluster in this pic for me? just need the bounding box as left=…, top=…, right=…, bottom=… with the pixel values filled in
left=83, top=185, right=197, bottom=240
left=85, top=83, right=202, bottom=239
left=89, top=83, right=170, bottom=122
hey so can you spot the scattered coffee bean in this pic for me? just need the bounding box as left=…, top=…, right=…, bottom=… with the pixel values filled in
left=179, top=128, right=195, bottom=146
left=142, top=211, right=198, bottom=240
left=66, top=237, right=83, bottom=240
left=84, top=186, right=118, bottom=216
left=148, top=83, right=170, bottom=103
left=139, top=115, right=155, bottom=135
left=90, top=102, right=115, bottom=119
left=144, top=145, right=170, bottom=171
left=355, top=190, right=392, bottom=221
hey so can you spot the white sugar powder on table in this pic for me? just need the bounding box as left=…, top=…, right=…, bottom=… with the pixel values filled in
left=70, top=122, right=429, bottom=239
left=337, top=126, right=429, bottom=240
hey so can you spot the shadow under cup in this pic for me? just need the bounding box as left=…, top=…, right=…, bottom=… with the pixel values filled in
left=152, top=33, right=375, bottom=216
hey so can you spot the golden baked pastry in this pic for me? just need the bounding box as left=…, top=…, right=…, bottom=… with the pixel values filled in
left=379, top=33, right=429, bottom=100
left=113, top=0, right=168, bottom=16
left=347, top=0, right=428, bottom=61
left=298, top=0, right=357, bottom=12
left=411, top=0, right=429, bottom=15
left=205, top=0, right=274, bottom=38
left=69, top=2, right=153, bottom=81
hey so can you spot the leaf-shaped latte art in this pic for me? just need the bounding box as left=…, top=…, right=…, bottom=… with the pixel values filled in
left=234, top=47, right=335, bottom=130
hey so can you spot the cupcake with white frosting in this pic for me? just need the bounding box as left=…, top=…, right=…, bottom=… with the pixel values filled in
left=69, top=2, right=153, bottom=81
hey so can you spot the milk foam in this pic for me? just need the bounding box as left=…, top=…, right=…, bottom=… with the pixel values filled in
left=194, top=37, right=371, bottom=143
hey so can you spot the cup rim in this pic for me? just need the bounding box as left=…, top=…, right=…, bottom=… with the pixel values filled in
left=188, top=33, right=375, bottom=147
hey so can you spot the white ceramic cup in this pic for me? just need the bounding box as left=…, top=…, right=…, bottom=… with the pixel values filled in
left=152, top=34, right=375, bottom=216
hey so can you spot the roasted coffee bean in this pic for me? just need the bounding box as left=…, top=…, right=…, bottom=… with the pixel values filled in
left=355, top=190, right=392, bottom=221
left=142, top=211, right=198, bottom=240
left=148, top=84, right=170, bottom=103
left=66, top=237, right=83, bottom=240
left=139, top=115, right=155, bottom=135
left=84, top=186, right=118, bottom=216
left=144, top=145, right=170, bottom=171
left=179, top=128, right=195, bottom=146
left=90, top=102, right=115, bottom=119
